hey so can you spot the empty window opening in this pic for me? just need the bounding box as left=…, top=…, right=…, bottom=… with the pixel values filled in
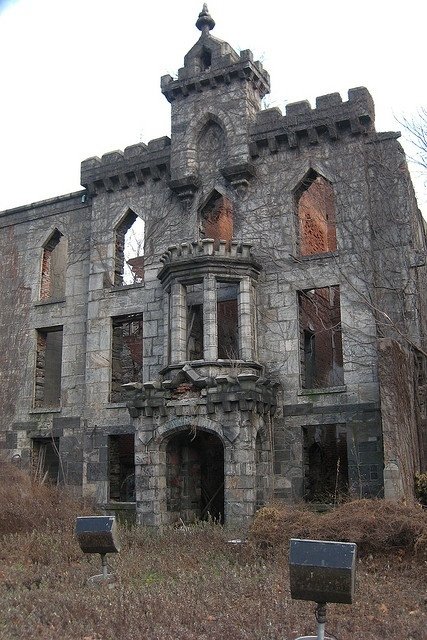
left=187, top=283, right=204, bottom=361
left=34, top=327, right=63, bottom=407
left=303, top=425, right=348, bottom=502
left=217, top=281, right=239, bottom=359
left=166, top=430, right=224, bottom=523
left=297, top=173, right=337, bottom=256
left=201, top=193, right=233, bottom=249
left=255, top=432, right=270, bottom=509
left=40, top=230, right=67, bottom=300
left=299, top=286, right=343, bottom=388
left=32, top=437, right=60, bottom=484
left=108, top=434, right=135, bottom=502
left=111, top=315, right=143, bottom=402
left=115, top=212, right=145, bottom=286
left=201, top=47, right=212, bottom=70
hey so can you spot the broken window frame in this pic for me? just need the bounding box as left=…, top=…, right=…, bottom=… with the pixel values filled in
left=295, top=171, right=337, bottom=257
left=34, top=326, right=63, bottom=408
left=32, top=437, right=60, bottom=484
left=298, top=286, right=344, bottom=389
left=39, top=229, right=68, bottom=301
left=110, top=314, right=143, bottom=402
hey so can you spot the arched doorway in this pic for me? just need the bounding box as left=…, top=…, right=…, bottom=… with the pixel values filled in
left=166, top=429, right=224, bottom=523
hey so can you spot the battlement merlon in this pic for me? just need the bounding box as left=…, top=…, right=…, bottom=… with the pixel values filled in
left=161, top=51, right=270, bottom=104
left=250, top=87, right=376, bottom=153
left=80, top=136, right=171, bottom=195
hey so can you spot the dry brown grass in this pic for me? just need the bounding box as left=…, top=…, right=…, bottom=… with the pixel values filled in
left=0, top=467, right=426, bottom=640
left=249, top=500, right=427, bottom=558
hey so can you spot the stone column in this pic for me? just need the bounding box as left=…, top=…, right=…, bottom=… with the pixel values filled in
left=238, top=276, right=253, bottom=361
left=203, top=274, right=218, bottom=360
left=170, top=282, right=186, bottom=363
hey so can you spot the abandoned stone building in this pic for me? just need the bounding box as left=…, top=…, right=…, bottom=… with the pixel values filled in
left=1, top=6, right=426, bottom=527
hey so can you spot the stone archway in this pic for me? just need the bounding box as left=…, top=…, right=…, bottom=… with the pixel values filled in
left=165, top=429, right=224, bottom=524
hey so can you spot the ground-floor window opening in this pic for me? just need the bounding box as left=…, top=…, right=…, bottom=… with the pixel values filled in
left=302, top=425, right=348, bottom=503
left=108, top=434, right=135, bottom=501
left=32, top=437, right=60, bottom=483
left=166, top=430, right=224, bottom=523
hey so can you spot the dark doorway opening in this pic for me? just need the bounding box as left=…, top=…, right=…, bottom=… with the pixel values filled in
left=108, top=434, right=135, bottom=502
left=32, top=437, right=60, bottom=484
left=303, top=425, right=349, bottom=503
left=166, top=430, right=224, bottom=523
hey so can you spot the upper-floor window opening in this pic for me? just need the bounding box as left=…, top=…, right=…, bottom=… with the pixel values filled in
left=201, top=47, right=212, bottom=70
left=217, top=281, right=239, bottom=359
left=34, top=326, right=63, bottom=407
left=40, top=229, right=67, bottom=300
left=296, top=172, right=337, bottom=256
left=201, top=192, right=233, bottom=249
left=186, top=282, right=204, bottom=361
left=111, top=314, right=143, bottom=402
left=298, top=286, right=343, bottom=389
left=115, top=211, right=145, bottom=286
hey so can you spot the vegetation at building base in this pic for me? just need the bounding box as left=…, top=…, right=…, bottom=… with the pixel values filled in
left=0, top=464, right=426, bottom=640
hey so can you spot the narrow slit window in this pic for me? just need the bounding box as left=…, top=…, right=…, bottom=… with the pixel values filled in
left=186, top=283, right=204, bottom=361
left=217, top=281, right=239, bottom=359
left=297, top=173, right=337, bottom=256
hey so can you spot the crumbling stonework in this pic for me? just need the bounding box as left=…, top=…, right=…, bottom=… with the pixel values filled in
left=0, top=6, right=426, bottom=527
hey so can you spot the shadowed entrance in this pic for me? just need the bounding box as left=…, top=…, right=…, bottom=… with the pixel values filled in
left=166, top=430, right=224, bottom=523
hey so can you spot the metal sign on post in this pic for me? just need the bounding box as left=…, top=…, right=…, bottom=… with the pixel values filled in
left=289, top=538, right=357, bottom=640
left=75, top=515, right=120, bottom=584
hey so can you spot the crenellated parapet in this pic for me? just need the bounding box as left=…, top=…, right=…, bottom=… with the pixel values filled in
left=161, top=48, right=270, bottom=103
left=158, top=239, right=261, bottom=286
left=80, top=137, right=171, bottom=196
left=250, top=87, right=375, bottom=155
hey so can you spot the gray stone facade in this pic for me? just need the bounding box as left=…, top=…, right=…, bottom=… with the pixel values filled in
left=1, top=7, right=426, bottom=527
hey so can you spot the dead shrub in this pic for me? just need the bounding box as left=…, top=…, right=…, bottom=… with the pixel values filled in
left=249, top=499, right=427, bottom=558
left=0, top=462, right=95, bottom=535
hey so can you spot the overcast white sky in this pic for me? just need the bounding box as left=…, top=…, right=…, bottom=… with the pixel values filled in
left=0, top=0, right=426, bottom=213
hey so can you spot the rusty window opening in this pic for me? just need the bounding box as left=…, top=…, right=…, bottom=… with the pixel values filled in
left=111, top=314, right=143, bottom=402
left=200, top=193, right=233, bottom=249
left=34, top=327, right=63, bottom=407
left=108, top=434, right=135, bottom=502
left=297, top=172, right=337, bottom=256
left=217, top=281, right=239, bottom=359
left=298, top=286, right=344, bottom=389
left=40, top=230, right=67, bottom=300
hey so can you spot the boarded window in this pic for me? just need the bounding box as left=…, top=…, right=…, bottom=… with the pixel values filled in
left=201, top=192, right=233, bottom=248
left=40, top=230, right=67, bottom=300
left=303, top=425, right=348, bottom=502
left=217, top=281, right=239, bottom=359
left=297, top=173, right=337, bottom=256
left=186, top=283, right=204, bottom=361
left=115, top=211, right=145, bottom=286
left=34, top=327, right=63, bottom=407
left=111, top=315, right=143, bottom=402
left=299, top=286, right=343, bottom=388
left=32, top=437, right=60, bottom=484
left=108, top=434, right=135, bottom=501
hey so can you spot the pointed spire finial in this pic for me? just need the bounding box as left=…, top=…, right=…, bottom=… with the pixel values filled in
left=196, top=4, right=215, bottom=34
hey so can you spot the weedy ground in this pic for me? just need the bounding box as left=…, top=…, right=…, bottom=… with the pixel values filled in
left=0, top=464, right=426, bottom=640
